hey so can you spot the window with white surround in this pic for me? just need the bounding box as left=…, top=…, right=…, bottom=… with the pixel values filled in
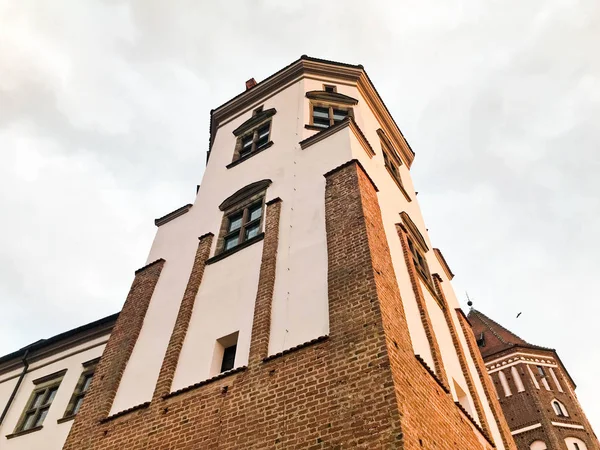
left=565, top=437, right=588, bottom=450
left=552, top=399, right=569, bottom=417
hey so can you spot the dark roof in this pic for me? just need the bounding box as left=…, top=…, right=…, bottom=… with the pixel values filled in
left=467, top=309, right=551, bottom=359
left=0, top=313, right=119, bottom=366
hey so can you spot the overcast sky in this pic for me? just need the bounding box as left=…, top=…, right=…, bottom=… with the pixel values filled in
left=1, top=0, right=599, bottom=432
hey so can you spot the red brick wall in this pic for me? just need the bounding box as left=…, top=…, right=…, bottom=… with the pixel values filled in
left=63, top=160, right=512, bottom=449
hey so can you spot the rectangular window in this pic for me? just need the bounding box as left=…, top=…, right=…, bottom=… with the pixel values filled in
left=537, top=366, right=546, bottom=377
left=220, top=345, right=237, bottom=373
left=408, top=236, right=431, bottom=284
left=64, top=361, right=98, bottom=417
left=221, top=201, right=263, bottom=253
left=17, top=376, right=63, bottom=432
left=237, top=122, right=272, bottom=159
left=311, top=104, right=352, bottom=128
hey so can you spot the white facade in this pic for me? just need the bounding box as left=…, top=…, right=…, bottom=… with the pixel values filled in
left=0, top=316, right=114, bottom=449
left=105, top=58, right=508, bottom=448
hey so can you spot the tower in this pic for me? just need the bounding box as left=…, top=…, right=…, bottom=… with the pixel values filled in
left=62, top=56, right=517, bottom=449
left=469, top=309, right=599, bottom=450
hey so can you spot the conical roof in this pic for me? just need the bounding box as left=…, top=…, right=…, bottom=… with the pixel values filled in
left=468, top=309, right=538, bottom=358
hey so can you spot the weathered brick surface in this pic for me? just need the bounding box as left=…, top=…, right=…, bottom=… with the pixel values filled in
left=432, top=274, right=492, bottom=439
left=456, top=310, right=517, bottom=450
left=63, top=259, right=165, bottom=449
left=63, top=160, right=510, bottom=450
left=487, top=349, right=600, bottom=450
left=396, top=224, right=449, bottom=390
left=152, top=233, right=214, bottom=400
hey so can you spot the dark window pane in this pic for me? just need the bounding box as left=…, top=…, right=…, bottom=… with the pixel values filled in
left=228, top=213, right=243, bottom=232
left=313, top=107, right=329, bottom=118
left=224, top=235, right=239, bottom=251
left=221, top=345, right=237, bottom=372
left=245, top=223, right=260, bottom=240
left=241, top=134, right=253, bottom=149
left=324, top=85, right=335, bottom=93
left=332, top=108, right=348, bottom=122
left=35, top=407, right=49, bottom=427
left=73, top=396, right=85, bottom=415
left=249, top=204, right=262, bottom=222
left=537, top=366, right=545, bottom=377
left=22, top=412, right=36, bottom=430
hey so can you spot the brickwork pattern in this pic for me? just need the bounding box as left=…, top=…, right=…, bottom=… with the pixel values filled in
left=456, top=311, right=518, bottom=450
left=432, top=274, right=492, bottom=438
left=152, top=234, right=214, bottom=400
left=63, top=259, right=165, bottom=449
left=62, top=160, right=511, bottom=450
left=488, top=352, right=600, bottom=450
left=396, top=224, right=449, bottom=390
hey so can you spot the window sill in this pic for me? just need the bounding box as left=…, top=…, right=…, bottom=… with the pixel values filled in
left=6, top=426, right=43, bottom=439
left=57, top=415, right=76, bottom=424
left=226, top=141, right=274, bottom=169
left=206, top=233, right=265, bottom=265
left=417, top=271, right=444, bottom=308
left=387, top=170, right=412, bottom=202
left=304, top=124, right=329, bottom=131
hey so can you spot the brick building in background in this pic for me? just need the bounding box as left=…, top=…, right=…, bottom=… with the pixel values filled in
left=469, top=309, right=599, bottom=450
left=2, top=56, right=533, bottom=449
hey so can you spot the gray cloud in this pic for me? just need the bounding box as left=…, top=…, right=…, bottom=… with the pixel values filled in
left=1, top=0, right=598, bottom=430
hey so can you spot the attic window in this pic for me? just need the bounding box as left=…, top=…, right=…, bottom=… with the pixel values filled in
left=476, top=332, right=486, bottom=347
left=253, top=105, right=264, bottom=115
left=324, top=84, right=337, bottom=93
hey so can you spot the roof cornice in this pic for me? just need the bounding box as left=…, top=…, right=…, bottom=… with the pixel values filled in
left=209, top=56, right=415, bottom=168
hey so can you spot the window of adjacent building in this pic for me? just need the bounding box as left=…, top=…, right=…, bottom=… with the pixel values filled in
left=310, top=104, right=352, bottom=129
left=552, top=399, right=568, bottom=417
left=565, top=437, right=587, bottom=450
left=323, top=84, right=337, bottom=93
left=222, top=201, right=263, bottom=252
left=530, top=440, right=548, bottom=450
left=537, top=365, right=546, bottom=377
left=16, top=374, right=63, bottom=432
left=63, top=360, right=98, bottom=418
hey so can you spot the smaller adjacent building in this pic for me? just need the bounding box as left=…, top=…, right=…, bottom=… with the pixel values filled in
left=0, top=314, right=117, bottom=450
left=469, top=309, right=599, bottom=450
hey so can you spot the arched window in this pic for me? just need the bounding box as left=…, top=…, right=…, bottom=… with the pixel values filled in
left=565, top=437, right=588, bottom=450
left=529, top=440, right=547, bottom=450
left=552, top=399, right=568, bottom=417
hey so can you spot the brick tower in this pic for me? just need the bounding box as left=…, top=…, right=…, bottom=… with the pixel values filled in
left=62, top=56, right=517, bottom=449
left=469, top=309, right=599, bottom=450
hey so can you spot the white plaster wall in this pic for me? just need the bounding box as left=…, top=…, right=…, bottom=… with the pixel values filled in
left=0, top=340, right=107, bottom=450
left=171, top=242, right=262, bottom=390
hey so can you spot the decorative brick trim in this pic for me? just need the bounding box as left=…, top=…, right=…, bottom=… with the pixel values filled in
left=456, top=308, right=517, bottom=449
left=163, top=366, right=248, bottom=400
left=415, top=354, right=450, bottom=394
left=152, top=233, right=214, bottom=400
left=433, top=248, right=454, bottom=280
left=247, top=198, right=282, bottom=366
left=154, top=204, right=192, bottom=227
left=63, top=259, right=165, bottom=449
left=100, top=402, right=150, bottom=423
left=396, top=223, right=449, bottom=390
left=433, top=273, right=492, bottom=438
left=454, top=401, right=494, bottom=447
left=262, top=336, right=328, bottom=363
left=323, top=158, right=378, bottom=192
left=197, top=232, right=214, bottom=241
left=134, top=258, right=165, bottom=275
